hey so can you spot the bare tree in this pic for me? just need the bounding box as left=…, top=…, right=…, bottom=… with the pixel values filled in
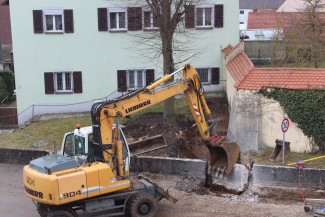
left=273, top=0, right=325, bottom=67
left=110, top=0, right=205, bottom=123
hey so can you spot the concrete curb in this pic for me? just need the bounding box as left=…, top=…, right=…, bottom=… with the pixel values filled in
left=130, top=155, right=207, bottom=179
left=252, top=164, right=325, bottom=189
left=0, top=147, right=50, bottom=164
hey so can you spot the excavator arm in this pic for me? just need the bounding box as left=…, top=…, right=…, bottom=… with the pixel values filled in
left=91, top=64, right=239, bottom=177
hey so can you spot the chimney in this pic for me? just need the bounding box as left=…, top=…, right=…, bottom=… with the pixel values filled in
left=253, top=8, right=258, bottom=12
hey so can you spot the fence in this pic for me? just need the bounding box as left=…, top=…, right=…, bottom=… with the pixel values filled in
left=0, top=107, right=18, bottom=126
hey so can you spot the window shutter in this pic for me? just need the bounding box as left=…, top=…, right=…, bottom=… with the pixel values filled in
left=117, top=70, right=127, bottom=92
left=128, top=7, right=142, bottom=31
left=146, top=69, right=154, bottom=86
left=185, top=5, right=195, bottom=28
left=64, top=10, right=74, bottom=33
left=211, top=68, right=220, bottom=84
left=33, top=10, right=43, bottom=33
left=73, top=71, right=82, bottom=93
left=215, top=5, right=223, bottom=28
left=98, top=8, right=108, bottom=31
left=44, top=72, right=54, bottom=94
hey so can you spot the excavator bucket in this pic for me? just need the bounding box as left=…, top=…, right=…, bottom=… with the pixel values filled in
left=128, top=134, right=168, bottom=156
left=208, top=134, right=240, bottom=177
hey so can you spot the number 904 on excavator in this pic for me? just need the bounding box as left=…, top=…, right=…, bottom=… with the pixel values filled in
left=23, top=64, right=239, bottom=217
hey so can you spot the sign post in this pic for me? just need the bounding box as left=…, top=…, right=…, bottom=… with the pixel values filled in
left=281, top=118, right=289, bottom=164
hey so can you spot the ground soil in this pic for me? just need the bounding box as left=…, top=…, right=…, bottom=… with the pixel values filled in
left=123, top=97, right=229, bottom=161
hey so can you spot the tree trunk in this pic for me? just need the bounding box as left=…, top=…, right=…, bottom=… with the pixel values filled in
left=162, top=32, right=175, bottom=123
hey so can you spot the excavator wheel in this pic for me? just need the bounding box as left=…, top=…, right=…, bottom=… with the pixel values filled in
left=37, top=203, right=49, bottom=217
left=47, top=208, right=77, bottom=217
left=125, top=192, right=157, bottom=217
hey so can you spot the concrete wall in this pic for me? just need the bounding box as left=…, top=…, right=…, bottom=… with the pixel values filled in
left=130, top=155, right=207, bottom=179
left=0, top=147, right=49, bottom=164
left=253, top=164, right=325, bottom=189
left=10, top=0, right=239, bottom=126
left=227, top=90, right=260, bottom=151
left=259, top=97, right=312, bottom=152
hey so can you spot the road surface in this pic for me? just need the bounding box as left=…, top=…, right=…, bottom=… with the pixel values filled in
left=0, top=163, right=310, bottom=217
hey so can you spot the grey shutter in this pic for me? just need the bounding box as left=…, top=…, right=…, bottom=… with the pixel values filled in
left=33, top=10, right=43, bottom=33
left=128, top=7, right=142, bottom=31
left=98, top=8, right=108, bottom=31
left=64, top=10, right=74, bottom=33
left=146, top=69, right=154, bottom=86
left=211, top=68, right=220, bottom=84
left=215, top=5, right=223, bottom=28
left=44, top=72, right=54, bottom=94
left=73, top=71, right=82, bottom=93
left=185, top=5, right=195, bottom=28
left=117, top=70, right=127, bottom=92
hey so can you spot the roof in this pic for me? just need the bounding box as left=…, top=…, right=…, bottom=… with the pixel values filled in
left=247, top=11, right=279, bottom=29
left=0, top=6, right=12, bottom=45
left=237, top=68, right=325, bottom=90
left=226, top=49, right=325, bottom=90
left=226, top=52, right=254, bottom=82
left=240, top=0, right=286, bottom=10
left=247, top=11, right=325, bottom=29
left=221, top=41, right=244, bottom=56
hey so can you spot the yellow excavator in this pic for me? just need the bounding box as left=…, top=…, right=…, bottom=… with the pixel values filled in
left=23, top=64, right=240, bottom=217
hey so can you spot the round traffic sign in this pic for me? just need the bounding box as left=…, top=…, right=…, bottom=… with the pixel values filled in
left=281, top=118, right=289, bottom=133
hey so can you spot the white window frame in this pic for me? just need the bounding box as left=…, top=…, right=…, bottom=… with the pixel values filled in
left=195, top=4, right=215, bottom=28
left=54, top=71, right=73, bottom=93
left=43, top=9, right=64, bottom=33
left=142, top=6, right=159, bottom=30
left=195, top=67, right=212, bottom=85
left=126, top=69, right=146, bottom=91
left=107, top=6, right=128, bottom=31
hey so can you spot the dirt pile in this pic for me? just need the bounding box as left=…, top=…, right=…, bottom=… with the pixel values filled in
left=123, top=97, right=230, bottom=160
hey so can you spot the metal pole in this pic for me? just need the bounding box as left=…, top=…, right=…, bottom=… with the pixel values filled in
left=282, top=132, right=285, bottom=165
left=116, top=117, right=120, bottom=141
left=54, top=140, right=57, bottom=154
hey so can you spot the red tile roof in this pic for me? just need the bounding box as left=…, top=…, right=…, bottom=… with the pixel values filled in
left=0, top=6, right=12, bottom=45
left=247, top=11, right=279, bottom=29
left=237, top=68, right=325, bottom=90
left=226, top=47, right=325, bottom=90
left=247, top=11, right=325, bottom=30
left=222, top=41, right=244, bottom=56
left=226, top=51, right=254, bottom=82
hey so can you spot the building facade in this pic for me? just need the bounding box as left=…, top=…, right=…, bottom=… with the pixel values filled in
left=10, top=0, right=239, bottom=125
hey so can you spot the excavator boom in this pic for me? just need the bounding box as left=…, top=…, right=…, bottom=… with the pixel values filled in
left=91, top=64, right=239, bottom=176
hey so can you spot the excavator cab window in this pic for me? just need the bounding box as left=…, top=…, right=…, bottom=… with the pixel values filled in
left=75, top=135, right=86, bottom=155
left=88, top=134, right=95, bottom=155
left=63, top=133, right=74, bottom=156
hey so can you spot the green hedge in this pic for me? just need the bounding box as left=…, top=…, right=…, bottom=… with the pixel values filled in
left=259, top=88, right=325, bottom=152
left=0, top=70, right=14, bottom=99
left=0, top=77, right=9, bottom=102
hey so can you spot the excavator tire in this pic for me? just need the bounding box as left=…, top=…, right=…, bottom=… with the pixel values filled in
left=47, top=208, right=77, bottom=217
left=37, top=203, right=49, bottom=217
left=125, top=192, right=157, bottom=217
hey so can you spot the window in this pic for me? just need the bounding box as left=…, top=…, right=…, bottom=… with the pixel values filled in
left=54, top=72, right=73, bottom=93
left=240, top=10, right=244, bottom=14
left=195, top=5, right=214, bottom=28
left=127, top=69, right=145, bottom=90
left=196, top=68, right=211, bottom=84
left=108, top=7, right=127, bottom=31
left=43, top=9, right=64, bottom=32
left=143, top=7, right=159, bottom=29
left=240, top=22, right=244, bottom=24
